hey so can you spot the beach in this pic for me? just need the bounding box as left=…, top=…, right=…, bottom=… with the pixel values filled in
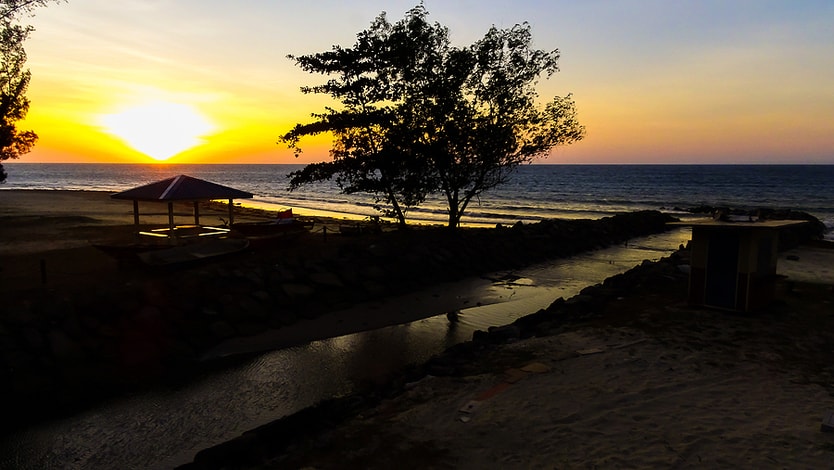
left=283, top=287, right=834, bottom=469
left=1, top=189, right=833, bottom=469
left=188, top=251, right=834, bottom=469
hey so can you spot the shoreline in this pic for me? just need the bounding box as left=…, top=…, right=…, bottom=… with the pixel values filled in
left=3, top=187, right=832, bottom=237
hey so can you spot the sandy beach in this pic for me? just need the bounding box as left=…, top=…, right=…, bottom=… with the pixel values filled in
left=2, top=189, right=833, bottom=469
left=188, top=252, right=834, bottom=469
left=298, top=306, right=834, bottom=468
left=0, top=189, right=361, bottom=292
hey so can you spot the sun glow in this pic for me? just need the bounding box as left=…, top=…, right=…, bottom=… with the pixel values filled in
left=100, top=100, right=215, bottom=161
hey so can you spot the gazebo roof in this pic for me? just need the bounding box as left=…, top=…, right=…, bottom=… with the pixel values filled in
left=111, top=175, right=253, bottom=202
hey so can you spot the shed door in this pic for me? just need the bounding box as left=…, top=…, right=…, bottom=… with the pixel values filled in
left=705, top=231, right=740, bottom=309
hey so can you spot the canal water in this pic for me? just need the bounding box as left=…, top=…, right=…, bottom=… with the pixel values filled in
left=0, top=229, right=691, bottom=470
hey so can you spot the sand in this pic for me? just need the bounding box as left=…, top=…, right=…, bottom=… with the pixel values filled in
left=257, top=274, right=834, bottom=469
left=3, top=189, right=834, bottom=469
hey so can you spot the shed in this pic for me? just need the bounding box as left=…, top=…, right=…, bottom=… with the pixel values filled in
left=111, top=175, right=253, bottom=238
left=672, top=219, right=806, bottom=311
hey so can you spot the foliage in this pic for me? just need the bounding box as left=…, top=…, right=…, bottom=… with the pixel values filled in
left=0, top=0, right=64, bottom=183
left=279, top=4, right=585, bottom=228
left=0, top=0, right=61, bottom=20
left=280, top=8, right=434, bottom=226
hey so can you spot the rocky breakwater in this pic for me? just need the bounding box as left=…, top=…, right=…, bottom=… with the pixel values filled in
left=0, top=210, right=698, bottom=429
left=184, top=228, right=834, bottom=469
left=180, top=247, right=695, bottom=469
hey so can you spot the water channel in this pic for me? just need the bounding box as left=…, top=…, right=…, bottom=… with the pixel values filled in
left=0, top=228, right=692, bottom=470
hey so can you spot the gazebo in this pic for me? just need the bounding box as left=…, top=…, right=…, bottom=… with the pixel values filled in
left=111, top=175, right=253, bottom=239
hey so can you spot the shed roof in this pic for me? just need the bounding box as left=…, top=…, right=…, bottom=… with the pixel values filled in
left=111, top=175, right=253, bottom=202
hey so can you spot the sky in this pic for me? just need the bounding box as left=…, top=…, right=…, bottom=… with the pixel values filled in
left=16, top=0, right=834, bottom=165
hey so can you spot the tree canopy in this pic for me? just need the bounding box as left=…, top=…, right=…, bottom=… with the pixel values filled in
left=0, top=0, right=63, bottom=183
left=279, top=4, right=584, bottom=228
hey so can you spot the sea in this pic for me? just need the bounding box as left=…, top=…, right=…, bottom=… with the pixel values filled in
left=3, top=163, right=833, bottom=239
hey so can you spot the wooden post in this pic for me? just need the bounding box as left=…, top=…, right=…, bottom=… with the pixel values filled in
left=193, top=201, right=200, bottom=225
left=168, top=202, right=175, bottom=234
left=133, top=200, right=140, bottom=225
left=228, top=199, right=234, bottom=226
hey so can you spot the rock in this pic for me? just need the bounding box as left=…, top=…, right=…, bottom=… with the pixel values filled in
left=487, top=325, right=521, bottom=343
left=243, top=270, right=265, bottom=288
left=361, top=281, right=387, bottom=298
left=472, top=329, right=489, bottom=343
left=359, top=265, right=388, bottom=280
left=579, top=284, right=602, bottom=297
left=209, top=321, right=236, bottom=340
left=366, top=244, right=389, bottom=257
left=566, top=294, right=595, bottom=308
left=191, top=432, right=265, bottom=469
left=281, top=283, right=316, bottom=301
left=3, top=349, right=38, bottom=370
left=0, top=330, right=16, bottom=352
left=269, top=309, right=299, bottom=327
left=200, top=306, right=220, bottom=317
left=308, top=271, right=344, bottom=288
left=251, top=290, right=272, bottom=304
left=238, top=297, right=269, bottom=322
left=47, top=329, right=86, bottom=366
left=4, top=303, right=38, bottom=327
left=20, top=328, right=45, bottom=351
left=427, top=362, right=456, bottom=376
left=269, top=264, right=297, bottom=283
left=235, top=322, right=267, bottom=337
left=10, top=369, right=56, bottom=396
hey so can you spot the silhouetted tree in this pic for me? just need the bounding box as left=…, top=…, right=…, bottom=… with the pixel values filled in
left=0, top=0, right=63, bottom=183
left=280, top=4, right=584, bottom=229
left=280, top=8, right=433, bottom=227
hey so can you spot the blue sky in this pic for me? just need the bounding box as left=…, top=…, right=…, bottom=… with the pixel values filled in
left=19, top=0, right=834, bottom=164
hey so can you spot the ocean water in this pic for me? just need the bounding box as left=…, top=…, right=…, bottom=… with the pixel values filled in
left=3, top=163, right=834, bottom=237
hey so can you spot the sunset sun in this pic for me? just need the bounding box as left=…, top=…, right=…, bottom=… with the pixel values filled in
left=100, top=100, right=215, bottom=161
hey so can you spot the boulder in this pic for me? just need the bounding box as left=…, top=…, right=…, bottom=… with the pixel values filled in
left=486, top=324, right=521, bottom=343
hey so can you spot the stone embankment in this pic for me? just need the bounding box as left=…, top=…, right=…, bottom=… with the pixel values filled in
left=182, top=247, right=695, bottom=469
left=0, top=209, right=823, bottom=430
left=180, top=222, right=832, bottom=469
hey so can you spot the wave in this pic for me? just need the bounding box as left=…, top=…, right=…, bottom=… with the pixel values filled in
left=4, top=162, right=833, bottom=237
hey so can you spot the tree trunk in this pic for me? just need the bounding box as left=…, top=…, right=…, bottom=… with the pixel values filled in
left=386, top=187, right=408, bottom=228
left=446, top=194, right=460, bottom=230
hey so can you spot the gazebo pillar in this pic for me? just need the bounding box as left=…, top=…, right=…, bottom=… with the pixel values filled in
left=132, top=200, right=140, bottom=226
left=193, top=201, right=200, bottom=225
left=167, top=202, right=175, bottom=233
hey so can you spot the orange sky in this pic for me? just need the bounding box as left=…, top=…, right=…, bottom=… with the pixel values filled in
left=17, top=0, right=834, bottom=165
